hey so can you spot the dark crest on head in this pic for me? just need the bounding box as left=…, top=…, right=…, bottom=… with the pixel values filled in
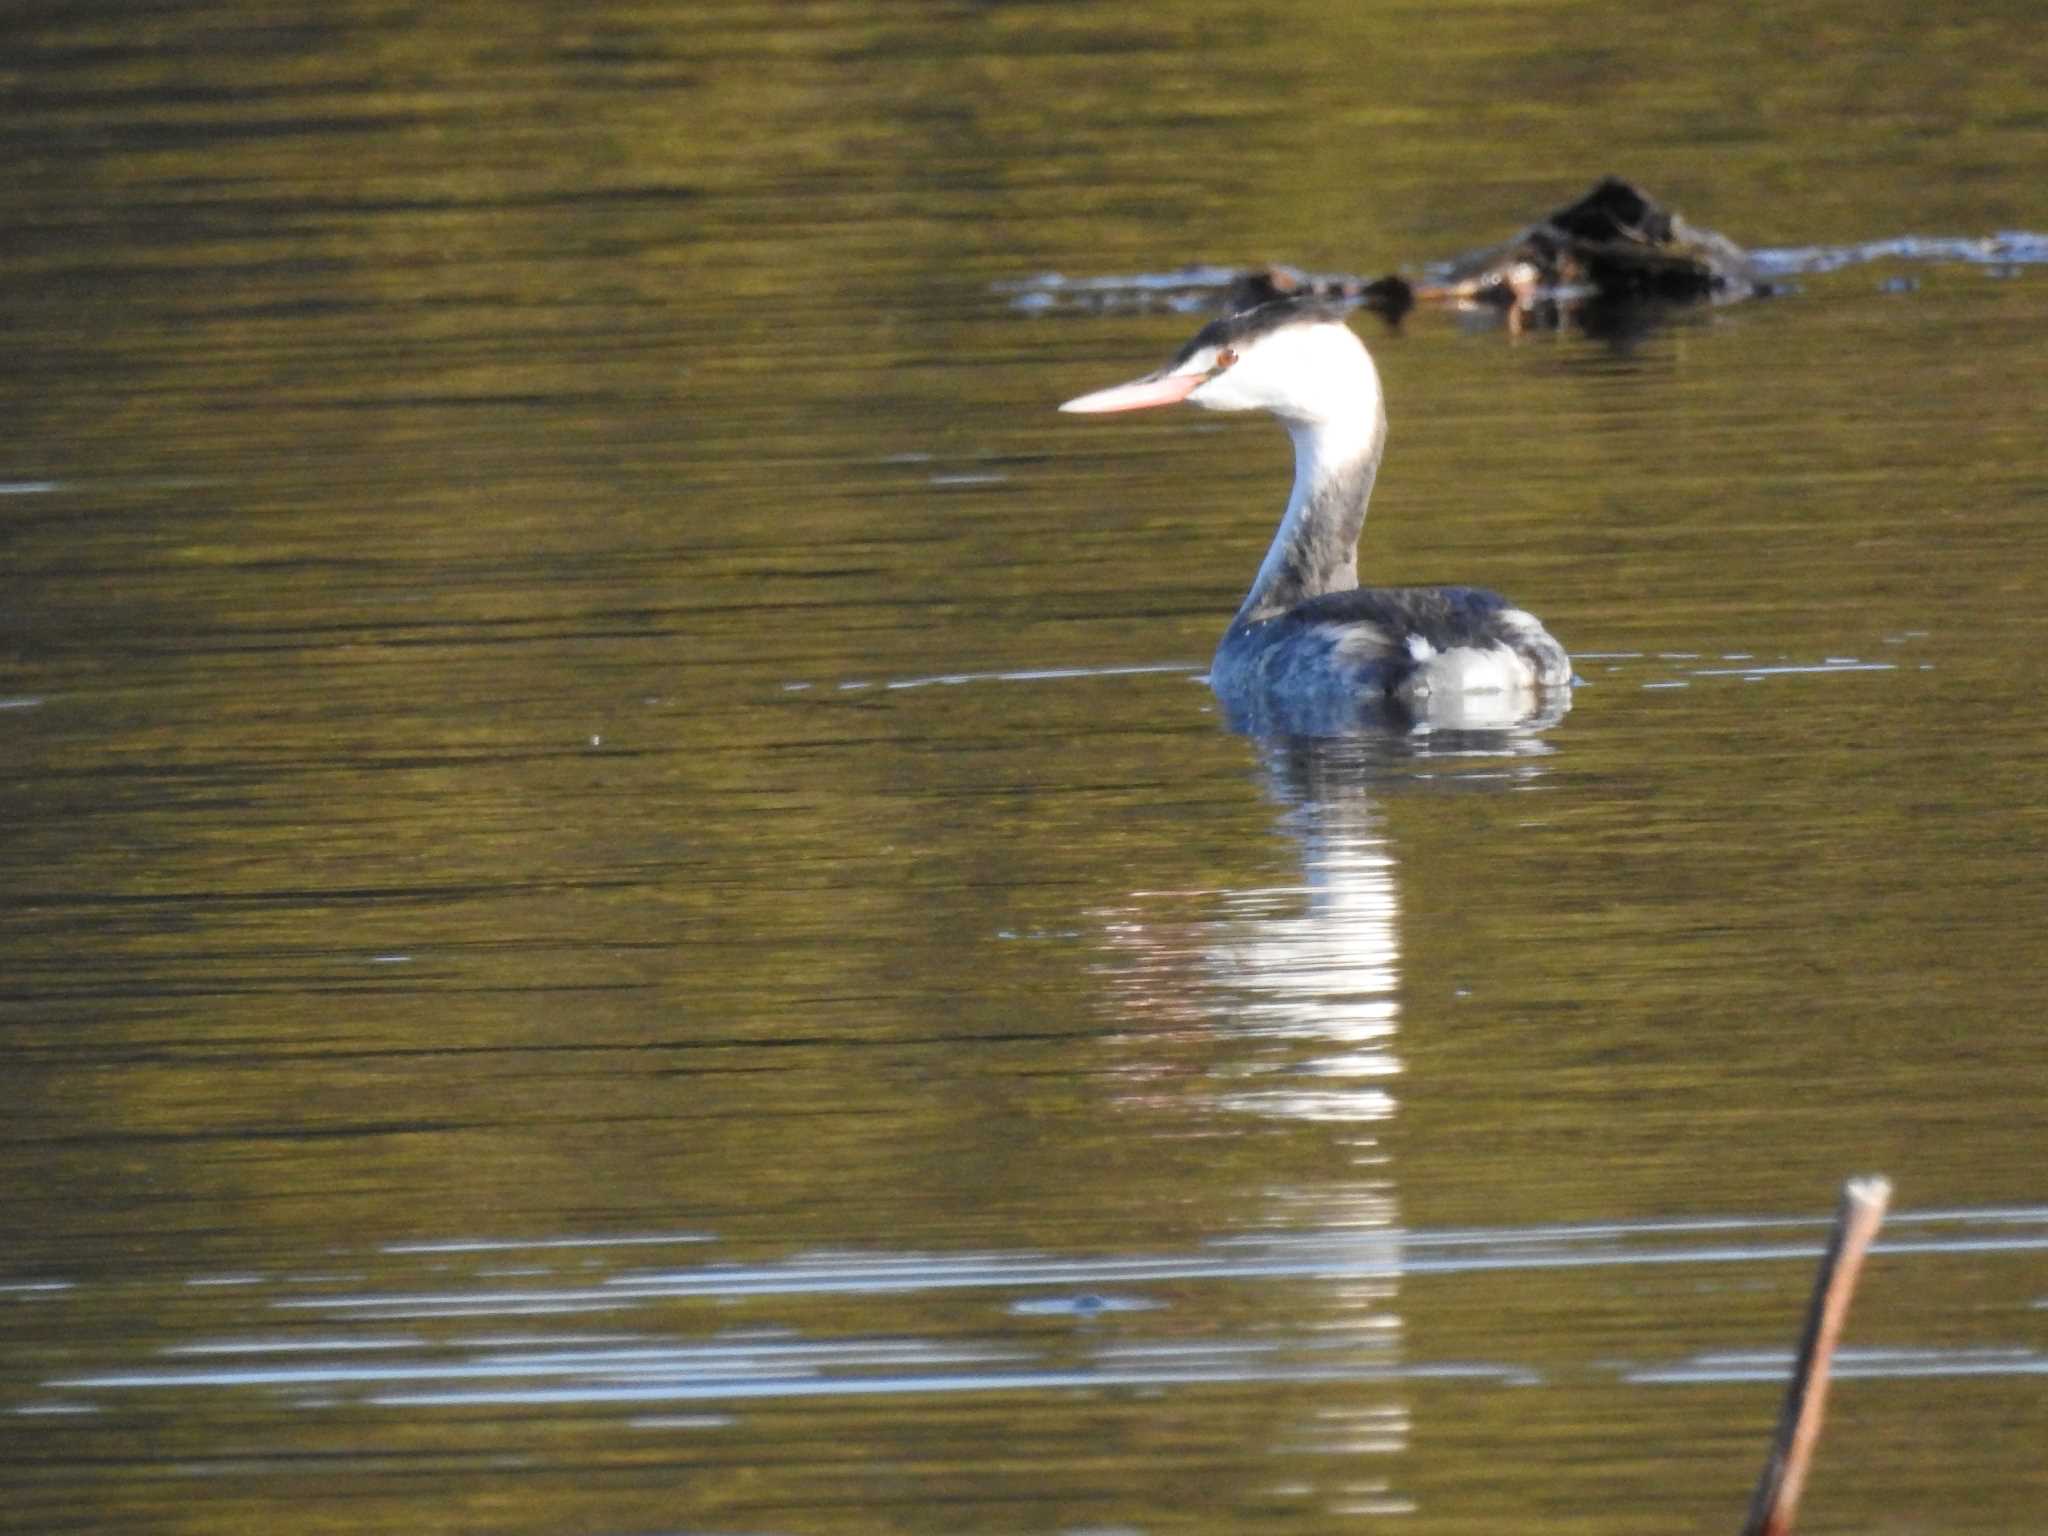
left=1168, top=296, right=1358, bottom=371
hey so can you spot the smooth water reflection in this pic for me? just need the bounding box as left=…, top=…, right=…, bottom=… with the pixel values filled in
left=23, top=1206, right=2046, bottom=1401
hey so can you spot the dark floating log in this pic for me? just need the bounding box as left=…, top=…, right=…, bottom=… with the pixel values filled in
left=1217, top=178, right=1769, bottom=333
left=1427, top=175, right=1772, bottom=310
left=1002, top=178, right=1792, bottom=335
left=1740, top=1175, right=1892, bottom=1536
left=1005, top=195, right=2046, bottom=323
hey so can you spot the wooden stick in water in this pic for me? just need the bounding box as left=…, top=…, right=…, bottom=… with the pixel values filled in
left=1740, top=1175, right=1892, bottom=1536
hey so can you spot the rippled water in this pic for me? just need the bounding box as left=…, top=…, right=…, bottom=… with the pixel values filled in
left=4, top=3, right=2047, bottom=1532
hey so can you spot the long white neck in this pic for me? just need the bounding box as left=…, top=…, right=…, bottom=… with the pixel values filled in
left=1230, top=390, right=1387, bottom=628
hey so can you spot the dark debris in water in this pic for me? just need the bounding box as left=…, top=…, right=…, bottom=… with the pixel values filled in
left=1425, top=175, right=1770, bottom=310
left=1004, top=175, right=2048, bottom=333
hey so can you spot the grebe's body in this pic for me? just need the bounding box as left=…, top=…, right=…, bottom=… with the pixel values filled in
left=1061, top=298, right=1570, bottom=733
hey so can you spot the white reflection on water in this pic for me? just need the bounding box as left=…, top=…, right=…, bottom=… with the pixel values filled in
left=1202, top=819, right=1402, bottom=1125
left=19, top=1207, right=2046, bottom=1417
left=1628, top=1347, right=2048, bottom=1385
left=783, top=661, right=1204, bottom=694
left=384, top=1231, right=715, bottom=1255
left=782, top=647, right=1908, bottom=710
left=1094, top=732, right=1456, bottom=1513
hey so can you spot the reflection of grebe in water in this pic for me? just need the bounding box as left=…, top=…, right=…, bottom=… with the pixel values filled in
left=1061, top=298, right=1572, bottom=735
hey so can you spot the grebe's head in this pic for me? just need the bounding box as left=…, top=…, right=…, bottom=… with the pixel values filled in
left=1059, top=298, right=1377, bottom=427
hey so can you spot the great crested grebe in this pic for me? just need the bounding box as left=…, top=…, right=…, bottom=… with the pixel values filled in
left=1061, top=297, right=1571, bottom=733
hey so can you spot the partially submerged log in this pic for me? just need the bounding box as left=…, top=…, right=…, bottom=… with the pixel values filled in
left=1217, top=177, right=1769, bottom=329
left=1426, top=175, right=1771, bottom=310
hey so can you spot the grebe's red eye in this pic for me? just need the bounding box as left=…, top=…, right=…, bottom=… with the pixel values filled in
left=1215, top=348, right=1238, bottom=369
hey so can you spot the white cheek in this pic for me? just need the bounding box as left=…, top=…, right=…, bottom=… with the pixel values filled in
left=1188, top=374, right=1261, bottom=412
left=1192, top=326, right=1378, bottom=421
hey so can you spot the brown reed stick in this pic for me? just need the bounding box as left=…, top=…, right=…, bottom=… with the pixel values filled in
left=1740, top=1175, right=1892, bottom=1536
